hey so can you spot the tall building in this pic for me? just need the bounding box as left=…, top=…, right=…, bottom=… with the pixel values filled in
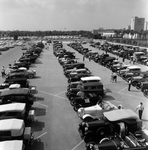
left=131, top=16, right=145, bottom=31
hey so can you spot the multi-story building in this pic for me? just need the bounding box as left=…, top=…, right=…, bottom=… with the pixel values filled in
left=131, top=16, right=145, bottom=31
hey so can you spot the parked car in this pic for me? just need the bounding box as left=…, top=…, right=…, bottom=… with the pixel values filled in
left=0, top=140, right=24, bottom=150
left=9, top=67, right=36, bottom=79
left=78, top=109, right=142, bottom=143
left=0, top=103, right=34, bottom=121
left=77, top=101, right=118, bottom=121
left=0, top=118, right=34, bottom=145
left=0, top=88, right=36, bottom=107
left=86, top=131, right=148, bottom=150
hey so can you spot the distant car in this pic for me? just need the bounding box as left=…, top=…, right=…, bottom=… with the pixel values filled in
left=21, top=46, right=27, bottom=50
left=77, top=101, right=118, bottom=121
left=9, top=67, right=36, bottom=79
left=78, top=109, right=142, bottom=143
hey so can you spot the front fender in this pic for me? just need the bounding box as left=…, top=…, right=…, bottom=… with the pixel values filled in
left=82, top=114, right=94, bottom=120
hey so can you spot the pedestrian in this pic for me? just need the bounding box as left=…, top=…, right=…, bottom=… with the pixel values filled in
left=83, top=55, right=85, bottom=61
left=135, top=102, right=144, bottom=119
left=89, top=55, right=91, bottom=61
left=113, top=72, right=117, bottom=82
left=122, top=57, right=125, bottom=62
left=1, top=66, right=6, bottom=78
left=128, top=79, right=132, bottom=91
left=110, top=72, right=113, bottom=82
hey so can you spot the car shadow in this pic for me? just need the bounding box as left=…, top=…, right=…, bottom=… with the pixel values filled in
left=31, top=120, right=45, bottom=132
left=27, top=139, right=44, bottom=150
left=32, top=107, right=46, bottom=116
left=35, top=60, right=42, bottom=64
left=33, top=76, right=41, bottom=79
left=103, top=94, right=115, bottom=101
left=141, top=119, right=148, bottom=122
left=35, top=96, right=44, bottom=101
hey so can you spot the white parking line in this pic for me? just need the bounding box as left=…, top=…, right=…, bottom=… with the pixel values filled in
left=39, top=90, right=55, bottom=96
left=55, top=91, right=66, bottom=96
left=35, top=132, right=47, bottom=139
left=39, top=90, right=68, bottom=100
left=118, top=87, right=127, bottom=93
left=35, top=102, right=49, bottom=108
left=71, top=140, right=84, bottom=150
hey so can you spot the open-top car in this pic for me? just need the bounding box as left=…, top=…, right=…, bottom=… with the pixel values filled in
left=0, top=103, right=34, bottom=121
left=8, top=67, right=36, bottom=79
left=78, top=101, right=118, bottom=121
left=0, top=118, right=34, bottom=145
left=78, top=109, right=142, bottom=143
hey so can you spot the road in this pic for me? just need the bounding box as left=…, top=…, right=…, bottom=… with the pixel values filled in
left=0, top=41, right=148, bottom=150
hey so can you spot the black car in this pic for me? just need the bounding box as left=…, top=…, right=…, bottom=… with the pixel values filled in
left=78, top=109, right=142, bottom=143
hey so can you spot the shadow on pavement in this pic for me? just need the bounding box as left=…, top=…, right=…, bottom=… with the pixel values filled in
left=31, top=120, right=45, bottom=132
left=103, top=95, right=115, bottom=100
left=32, top=107, right=46, bottom=116
left=35, top=96, right=44, bottom=101
left=26, top=139, right=44, bottom=150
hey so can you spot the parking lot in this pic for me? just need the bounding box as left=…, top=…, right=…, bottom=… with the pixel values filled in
left=0, top=41, right=148, bottom=150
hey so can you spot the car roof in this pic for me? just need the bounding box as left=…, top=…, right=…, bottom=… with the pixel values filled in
left=127, top=66, right=141, bottom=69
left=81, top=76, right=101, bottom=81
left=0, top=140, right=23, bottom=150
left=0, top=103, right=26, bottom=113
left=0, top=119, right=24, bottom=131
left=103, top=109, right=138, bottom=121
left=0, top=88, right=29, bottom=97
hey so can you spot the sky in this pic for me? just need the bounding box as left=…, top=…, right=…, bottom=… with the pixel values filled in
left=0, top=0, right=148, bottom=31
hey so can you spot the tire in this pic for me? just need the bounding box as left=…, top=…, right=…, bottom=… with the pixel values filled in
left=84, top=131, right=95, bottom=143
left=96, top=127, right=106, bottom=139
left=83, top=116, right=93, bottom=122
left=132, top=81, right=137, bottom=87
left=28, top=74, right=34, bottom=79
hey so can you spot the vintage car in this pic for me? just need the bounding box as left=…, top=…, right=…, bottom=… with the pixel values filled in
left=119, top=66, right=141, bottom=77
left=68, top=68, right=91, bottom=78
left=8, top=67, right=36, bottom=79
left=86, top=131, right=148, bottom=150
left=131, top=72, right=148, bottom=86
left=4, top=74, right=29, bottom=88
left=78, top=109, right=142, bottom=143
left=63, top=62, right=85, bottom=71
left=66, top=81, right=80, bottom=99
left=78, top=101, right=118, bottom=121
left=13, top=61, right=30, bottom=70
left=0, top=103, right=34, bottom=121
left=0, top=140, right=25, bottom=150
left=0, top=119, right=34, bottom=145
left=0, top=88, right=36, bottom=107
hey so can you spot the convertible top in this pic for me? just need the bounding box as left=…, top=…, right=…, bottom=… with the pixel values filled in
left=0, top=140, right=23, bottom=150
left=104, top=109, right=138, bottom=121
left=0, top=119, right=24, bottom=131
left=0, top=88, right=30, bottom=97
left=0, top=103, right=25, bottom=113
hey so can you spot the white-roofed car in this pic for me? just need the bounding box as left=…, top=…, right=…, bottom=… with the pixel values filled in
left=78, top=109, right=142, bottom=143
left=77, top=101, right=118, bottom=122
left=0, top=118, right=34, bottom=145
left=0, top=140, right=25, bottom=150
left=0, top=103, right=34, bottom=121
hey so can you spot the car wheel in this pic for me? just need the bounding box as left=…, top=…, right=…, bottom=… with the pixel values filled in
left=132, top=81, right=137, bottom=86
left=28, top=74, right=34, bottom=79
left=83, top=116, right=93, bottom=122
left=84, top=131, right=95, bottom=143
left=96, top=127, right=106, bottom=139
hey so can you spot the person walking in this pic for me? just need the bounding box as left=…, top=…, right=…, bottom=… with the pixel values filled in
left=135, top=102, right=144, bottom=119
left=89, top=55, right=91, bottom=61
left=122, top=57, right=125, bottom=62
left=128, top=79, right=132, bottom=91
left=83, top=55, right=85, bottom=61
left=1, top=66, right=6, bottom=78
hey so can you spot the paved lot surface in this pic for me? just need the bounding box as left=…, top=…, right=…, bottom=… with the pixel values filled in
left=0, top=42, right=148, bottom=150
